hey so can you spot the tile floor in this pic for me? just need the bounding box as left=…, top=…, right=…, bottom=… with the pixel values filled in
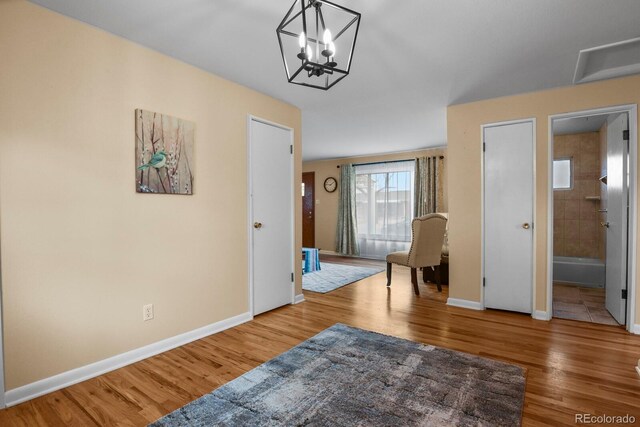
left=553, top=282, right=620, bottom=326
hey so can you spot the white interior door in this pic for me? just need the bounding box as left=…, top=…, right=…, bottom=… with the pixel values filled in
left=484, top=121, right=534, bottom=313
left=250, top=118, right=294, bottom=316
left=605, top=113, right=629, bottom=325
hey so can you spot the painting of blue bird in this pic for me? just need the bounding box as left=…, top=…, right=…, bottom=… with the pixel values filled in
left=137, top=151, right=167, bottom=171
left=135, top=109, right=194, bottom=195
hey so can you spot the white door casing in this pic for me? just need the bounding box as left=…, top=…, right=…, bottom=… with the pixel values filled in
left=483, top=121, right=534, bottom=314
left=248, top=117, right=294, bottom=316
left=547, top=104, right=638, bottom=333
left=605, top=113, right=629, bottom=325
left=0, top=286, right=4, bottom=408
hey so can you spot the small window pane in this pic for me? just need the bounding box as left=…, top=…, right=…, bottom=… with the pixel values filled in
left=553, top=159, right=571, bottom=189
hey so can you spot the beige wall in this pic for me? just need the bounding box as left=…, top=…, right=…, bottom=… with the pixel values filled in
left=303, top=148, right=447, bottom=252
left=0, top=0, right=302, bottom=390
left=447, top=74, right=640, bottom=323
left=553, top=132, right=602, bottom=259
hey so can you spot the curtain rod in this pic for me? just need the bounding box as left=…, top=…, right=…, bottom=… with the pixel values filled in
left=337, top=156, right=444, bottom=168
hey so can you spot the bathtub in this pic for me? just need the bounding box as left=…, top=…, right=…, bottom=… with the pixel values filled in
left=553, top=256, right=605, bottom=287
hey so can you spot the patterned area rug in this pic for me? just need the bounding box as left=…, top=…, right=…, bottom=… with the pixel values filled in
left=302, top=262, right=385, bottom=293
left=151, top=324, right=526, bottom=426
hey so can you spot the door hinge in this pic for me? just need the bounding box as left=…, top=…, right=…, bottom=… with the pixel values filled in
left=483, top=277, right=486, bottom=287
left=483, top=142, right=486, bottom=152
left=291, top=272, right=294, bottom=282
left=290, top=145, right=293, bottom=154
left=622, top=130, right=629, bottom=141
left=622, top=289, right=628, bottom=300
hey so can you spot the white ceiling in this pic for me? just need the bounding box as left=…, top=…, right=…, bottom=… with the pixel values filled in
left=553, top=115, right=608, bottom=135
left=29, top=0, right=640, bottom=160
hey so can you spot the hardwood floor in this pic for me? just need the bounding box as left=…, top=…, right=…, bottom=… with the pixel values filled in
left=1, top=258, right=640, bottom=426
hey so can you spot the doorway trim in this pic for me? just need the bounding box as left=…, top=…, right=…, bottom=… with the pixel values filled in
left=480, top=118, right=537, bottom=314
left=247, top=115, right=296, bottom=317
left=0, top=279, right=4, bottom=408
left=547, top=104, right=638, bottom=332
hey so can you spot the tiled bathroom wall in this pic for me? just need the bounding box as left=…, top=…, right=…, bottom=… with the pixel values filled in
left=598, top=122, right=607, bottom=260
left=553, top=132, right=602, bottom=258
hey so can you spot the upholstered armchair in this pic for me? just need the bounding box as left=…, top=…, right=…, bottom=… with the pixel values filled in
left=386, top=213, right=448, bottom=295
left=422, top=212, right=449, bottom=284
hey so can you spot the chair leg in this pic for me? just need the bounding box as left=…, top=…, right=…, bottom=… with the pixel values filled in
left=386, top=263, right=392, bottom=287
left=411, top=268, right=420, bottom=295
left=435, top=265, right=442, bottom=292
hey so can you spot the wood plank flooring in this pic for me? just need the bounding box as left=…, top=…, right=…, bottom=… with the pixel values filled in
left=1, top=256, right=640, bottom=426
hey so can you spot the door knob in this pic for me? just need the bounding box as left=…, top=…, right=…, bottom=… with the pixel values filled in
left=254, top=222, right=263, bottom=229
left=600, top=221, right=610, bottom=228
left=522, top=223, right=530, bottom=229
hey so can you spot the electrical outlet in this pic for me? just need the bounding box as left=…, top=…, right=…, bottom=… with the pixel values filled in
left=143, top=303, right=154, bottom=321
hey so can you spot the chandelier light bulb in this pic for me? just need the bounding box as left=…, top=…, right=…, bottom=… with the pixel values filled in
left=329, top=42, right=336, bottom=55
left=306, top=45, right=313, bottom=61
left=298, top=32, right=306, bottom=49
left=323, top=29, right=332, bottom=46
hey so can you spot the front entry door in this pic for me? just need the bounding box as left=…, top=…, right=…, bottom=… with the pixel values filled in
left=604, top=113, right=629, bottom=325
left=302, top=172, right=315, bottom=248
left=250, top=118, right=294, bottom=316
left=483, top=121, right=534, bottom=313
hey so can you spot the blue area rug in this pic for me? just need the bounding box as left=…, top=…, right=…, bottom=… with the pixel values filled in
left=302, top=262, right=385, bottom=293
left=150, top=324, right=526, bottom=426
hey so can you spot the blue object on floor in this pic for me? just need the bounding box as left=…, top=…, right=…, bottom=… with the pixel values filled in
left=302, top=262, right=385, bottom=293
left=302, top=247, right=321, bottom=273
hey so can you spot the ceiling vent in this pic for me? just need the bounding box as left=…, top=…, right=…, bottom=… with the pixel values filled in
left=573, top=37, right=640, bottom=84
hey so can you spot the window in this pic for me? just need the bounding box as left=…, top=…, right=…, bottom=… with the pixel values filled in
left=355, top=160, right=415, bottom=259
left=553, top=158, right=572, bottom=190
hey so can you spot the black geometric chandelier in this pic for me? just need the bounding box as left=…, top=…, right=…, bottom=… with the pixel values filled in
left=276, top=0, right=361, bottom=90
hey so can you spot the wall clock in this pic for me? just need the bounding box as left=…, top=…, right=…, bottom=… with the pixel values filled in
left=324, top=177, right=338, bottom=193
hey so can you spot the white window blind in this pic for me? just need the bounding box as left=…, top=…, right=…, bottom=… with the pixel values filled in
left=355, top=160, right=415, bottom=259
left=553, top=158, right=572, bottom=190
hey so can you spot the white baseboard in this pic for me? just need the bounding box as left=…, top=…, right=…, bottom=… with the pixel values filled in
left=532, top=310, right=552, bottom=321
left=5, top=311, right=252, bottom=407
left=446, top=298, right=484, bottom=311
left=631, top=324, right=640, bottom=335
left=293, top=294, right=305, bottom=304
left=318, top=249, right=339, bottom=255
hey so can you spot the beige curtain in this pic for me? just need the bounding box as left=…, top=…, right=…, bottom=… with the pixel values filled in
left=414, top=156, right=444, bottom=217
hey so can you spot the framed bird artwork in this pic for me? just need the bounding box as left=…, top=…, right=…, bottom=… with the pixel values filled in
left=135, top=109, right=195, bottom=195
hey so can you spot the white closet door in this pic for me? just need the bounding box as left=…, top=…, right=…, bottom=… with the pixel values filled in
left=484, top=121, right=534, bottom=313
left=250, top=118, right=294, bottom=316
